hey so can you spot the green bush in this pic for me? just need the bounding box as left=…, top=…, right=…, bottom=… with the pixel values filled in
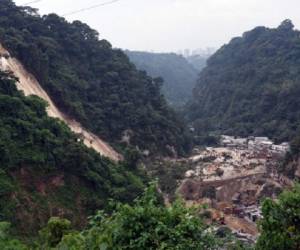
left=256, top=184, right=300, bottom=250
left=39, top=184, right=220, bottom=250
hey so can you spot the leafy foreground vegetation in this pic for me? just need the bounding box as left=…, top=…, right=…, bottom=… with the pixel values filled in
left=256, top=184, right=300, bottom=250
left=3, top=183, right=300, bottom=249
left=0, top=0, right=191, bottom=156
left=3, top=184, right=220, bottom=249
left=0, top=71, right=146, bottom=235
left=126, top=51, right=199, bottom=107
left=187, top=19, right=300, bottom=143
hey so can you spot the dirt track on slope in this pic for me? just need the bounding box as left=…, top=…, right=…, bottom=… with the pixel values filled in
left=0, top=44, right=122, bottom=161
left=225, top=215, right=258, bottom=236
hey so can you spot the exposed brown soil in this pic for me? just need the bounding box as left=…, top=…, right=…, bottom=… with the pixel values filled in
left=225, top=215, right=258, bottom=236
left=179, top=173, right=265, bottom=201
left=11, top=168, right=89, bottom=234
left=0, top=44, right=122, bottom=161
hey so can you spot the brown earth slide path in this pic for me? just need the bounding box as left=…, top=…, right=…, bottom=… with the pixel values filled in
left=0, top=44, right=122, bottom=161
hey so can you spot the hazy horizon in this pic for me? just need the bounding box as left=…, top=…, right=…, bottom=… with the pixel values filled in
left=15, top=0, right=300, bottom=53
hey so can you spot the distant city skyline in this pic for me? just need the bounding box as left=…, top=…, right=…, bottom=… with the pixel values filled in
left=176, top=47, right=216, bottom=57
left=15, top=0, right=300, bottom=53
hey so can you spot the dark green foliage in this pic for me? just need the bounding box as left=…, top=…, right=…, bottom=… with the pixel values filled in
left=147, top=160, right=191, bottom=200
left=194, top=134, right=220, bottom=146
left=256, top=184, right=300, bottom=250
left=0, top=0, right=190, bottom=156
left=0, top=71, right=146, bottom=234
left=187, top=20, right=300, bottom=143
left=126, top=50, right=199, bottom=107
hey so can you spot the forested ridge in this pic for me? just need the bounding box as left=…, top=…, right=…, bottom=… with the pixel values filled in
left=0, top=70, right=147, bottom=235
left=125, top=51, right=200, bottom=107
left=187, top=20, right=300, bottom=143
left=0, top=0, right=191, bottom=156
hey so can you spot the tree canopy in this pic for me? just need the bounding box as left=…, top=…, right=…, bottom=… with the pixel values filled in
left=0, top=71, right=146, bottom=235
left=126, top=51, right=200, bottom=107
left=256, top=184, right=300, bottom=250
left=32, top=184, right=220, bottom=250
left=0, top=0, right=191, bottom=156
left=187, top=20, right=300, bottom=143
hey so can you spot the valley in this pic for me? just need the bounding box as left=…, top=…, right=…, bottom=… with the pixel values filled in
left=125, top=50, right=201, bottom=107
left=1, top=1, right=300, bottom=248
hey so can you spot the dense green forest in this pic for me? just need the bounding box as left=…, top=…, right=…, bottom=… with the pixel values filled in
left=187, top=20, right=300, bottom=143
left=0, top=71, right=147, bottom=235
left=125, top=51, right=200, bottom=107
left=0, top=0, right=191, bottom=156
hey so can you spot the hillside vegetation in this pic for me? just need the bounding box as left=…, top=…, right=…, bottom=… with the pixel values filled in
left=0, top=70, right=146, bottom=235
left=4, top=181, right=300, bottom=249
left=187, top=20, right=300, bottom=143
left=0, top=0, right=191, bottom=156
left=126, top=51, right=199, bottom=107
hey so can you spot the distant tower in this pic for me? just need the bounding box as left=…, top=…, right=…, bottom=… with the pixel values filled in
left=184, top=49, right=190, bottom=57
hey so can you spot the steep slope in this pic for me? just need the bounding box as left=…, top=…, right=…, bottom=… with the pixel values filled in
left=0, top=44, right=121, bottom=161
left=186, top=54, right=209, bottom=72
left=187, top=20, right=300, bottom=143
left=125, top=51, right=199, bottom=107
left=0, top=71, right=146, bottom=235
left=0, top=1, right=191, bottom=156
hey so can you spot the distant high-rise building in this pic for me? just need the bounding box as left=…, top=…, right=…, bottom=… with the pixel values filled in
left=184, top=49, right=190, bottom=57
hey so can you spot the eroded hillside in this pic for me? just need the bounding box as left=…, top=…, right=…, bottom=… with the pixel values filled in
left=0, top=70, right=146, bottom=235
left=0, top=44, right=121, bottom=161
left=0, top=2, right=191, bottom=156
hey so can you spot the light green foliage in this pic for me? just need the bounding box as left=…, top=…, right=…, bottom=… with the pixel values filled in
left=37, top=184, right=219, bottom=249
left=83, top=184, right=218, bottom=249
left=0, top=222, right=27, bottom=250
left=38, top=217, right=72, bottom=248
left=56, top=233, right=85, bottom=250
left=256, top=184, right=300, bottom=250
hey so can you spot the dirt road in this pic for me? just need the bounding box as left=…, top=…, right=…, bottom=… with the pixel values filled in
left=225, top=215, right=258, bottom=236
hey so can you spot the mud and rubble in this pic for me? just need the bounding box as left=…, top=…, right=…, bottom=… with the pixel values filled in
left=178, top=135, right=292, bottom=242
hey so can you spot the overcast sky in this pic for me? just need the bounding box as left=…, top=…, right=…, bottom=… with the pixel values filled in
left=14, top=0, right=300, bottom=53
